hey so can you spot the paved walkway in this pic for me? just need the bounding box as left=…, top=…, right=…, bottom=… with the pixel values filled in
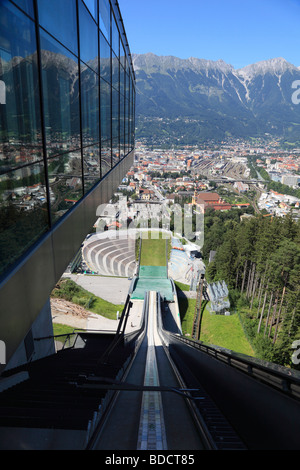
left=62, top=273, right=131, bottom=304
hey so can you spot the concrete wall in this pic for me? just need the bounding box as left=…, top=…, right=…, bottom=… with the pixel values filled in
left=4, top=299, right=55, bottom=372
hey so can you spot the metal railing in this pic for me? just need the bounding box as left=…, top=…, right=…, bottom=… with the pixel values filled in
left=34, top=328, right=117, bottom=351
left=161, top=326, right=300, bottom=400
left=84, top=292, right=149, bottom=449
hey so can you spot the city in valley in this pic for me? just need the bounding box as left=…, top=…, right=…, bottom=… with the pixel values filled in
left=113, top=137, right=300, bottom=221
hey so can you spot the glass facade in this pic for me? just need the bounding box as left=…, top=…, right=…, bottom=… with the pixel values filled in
left=0, top=0, right=135, bottom=278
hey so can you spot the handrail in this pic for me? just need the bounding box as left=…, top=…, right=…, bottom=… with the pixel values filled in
left=161, top=323, right=300, bottom=399
left=95, top=296, right=132, bottom=365
left=84, top=292, right=149, bottom=449
left=154, top=286, right=300, bottom=398
left=35, top=293, right=134, bottom=356
left=34, top=328, right=116, bottom=342
left=137, top=235, right=142, bottom=277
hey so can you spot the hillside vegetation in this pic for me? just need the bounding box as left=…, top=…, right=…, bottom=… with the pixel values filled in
left=203, top=209, right=300, bottom=369
left=176, top=284, right=254, bottom=356
left=51, top=279, right=124, bottom=320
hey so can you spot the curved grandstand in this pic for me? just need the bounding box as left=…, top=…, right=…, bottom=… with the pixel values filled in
left=82, top=232, right=137, bottom=278
left=168, top=237, right=193, bottom=283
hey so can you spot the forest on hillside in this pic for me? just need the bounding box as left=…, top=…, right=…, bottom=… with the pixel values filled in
left=203, top=209, right=300, bottom=369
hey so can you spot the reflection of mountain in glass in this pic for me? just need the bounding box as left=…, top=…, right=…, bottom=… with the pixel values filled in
left=0, top=50, right=112, bottom=163
left=0, top=53, right=43, bottom=170
left=0, top=0, right=135, bottom=283
left=80, top=63, right=100, bottom=147
left=0, top=48, right=109, bottom=276
left=41, top=49, right=81, bottom=154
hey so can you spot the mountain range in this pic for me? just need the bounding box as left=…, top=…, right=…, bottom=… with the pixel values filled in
left=2, top=49, right=300, bottom=147
left=133, top=53, right=300, bottom=145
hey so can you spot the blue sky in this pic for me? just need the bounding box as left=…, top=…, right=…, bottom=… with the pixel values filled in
left=118, top=0, right=300, bottom=69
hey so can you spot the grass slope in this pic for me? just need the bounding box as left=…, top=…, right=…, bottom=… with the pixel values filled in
left=140, top=232, right=169, bottom=267
left=178, top=288, right=254, bottom=357
left=179, top=297, right=197, bottom=336
left=200, top=303, right=254, bottom=356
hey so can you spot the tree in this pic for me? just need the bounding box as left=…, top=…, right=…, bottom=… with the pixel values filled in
left=202, top=208, right=300, bottom=368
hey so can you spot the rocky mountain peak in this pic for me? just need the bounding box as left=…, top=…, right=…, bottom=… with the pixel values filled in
left=237, top=57, right=298, bottom=80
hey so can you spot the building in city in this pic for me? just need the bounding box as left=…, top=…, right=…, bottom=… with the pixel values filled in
left=192, top=192, right=232, bottom=212
left=281, top=174, right=300, bottom=187
left=234, top=181, right=249, bottom=193
left=0, top=0, right=135, bottom=373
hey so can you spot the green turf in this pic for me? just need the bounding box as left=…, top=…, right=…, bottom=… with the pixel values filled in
left=132, top=233, right=173, bottom=300
left=178, top=295, right=254, bottom=356
left=199, top=302, right=254, bottom=356
left=139, top=265, right=168, bottom=279
left=131, top=277, right=173, bottom=301
left=178, top=297, right=197, bottom=336
left=139, top=234, right=168, bottom=267
left=174, top=281, right=190, bottom=292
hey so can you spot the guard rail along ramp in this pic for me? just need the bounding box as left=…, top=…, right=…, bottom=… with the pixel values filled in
left=85, top=290, right=300, bottom=451
left=158, top=294, right=300, bottom=450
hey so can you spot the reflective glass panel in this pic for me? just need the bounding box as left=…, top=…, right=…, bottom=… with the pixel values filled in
left=0, top=2, right=43, bottom=173
left=112, top=141, right=119, bottom=166
left=120, top=64, right=124, bottom=97
left=120, top=42, right=125, bottom=70
left=0, top=162, right=49, bottom=277
left=112, top=52, right=119, bottom=92
left=124, top=70, right=127, bottom=103
left=120, top=93, right=125, bottom=158
left=112, top=88, right=119, bottom=165
left=99, top=0, right=110, bottom=41
left=128, top=74, right=132, bottom=103
left=11, top=0, right=34, bottom=18
left=125, top=71, right=130, bottom=101
left=82, top=144, right=100, bottom=192
left=100, top=32, right=111, bottom=83
left=111, top=14, right=119, bottom=58
left=101, top=142, right=111, bottom=177
left=37, top=0, right=78, bottom=56
left=40, top=30, right=80, bottom=157
left=125, top=98, right=129, bottom=154
left=130, top=98, right=135, bottom=150
left=100, top=77, right=111, bottom=143
left=79, top=1, right=99, bottom=73
left=82, top=0, right=97, bottom=21
left=80, top=64, right=100, bottom=147
left=48, top=151, right=83, bottom=223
